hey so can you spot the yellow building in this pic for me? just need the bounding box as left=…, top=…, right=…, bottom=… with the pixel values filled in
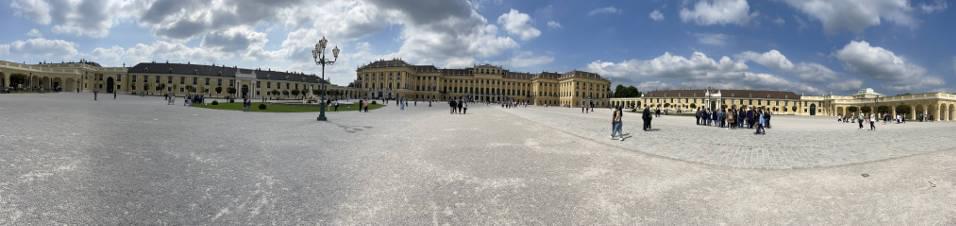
left=0, top=60, right=364, bottom=99
left=355, top=59, right=611, bottom=107
left=609, top=88, right=956, bottom=121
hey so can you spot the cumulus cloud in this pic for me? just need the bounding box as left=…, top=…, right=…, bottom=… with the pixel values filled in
left=26, top=29, right=43, bottom=38
left=835, top=40, right=944, bottom=91
left=0, top=38, right=78, bottom=59
left=649, top=10, right=664, bottom=21
left=497, top=9, right=541, bottom=40
left=783, top=0, right=916, bottom=34
left=201, top=27, right=267, bottom=53
left=10, top=0, right=144, bottom=38
left=680, top=0, right=755, bottom=26
left=586, top=51, right=823, bottom=94
left=737, top=49, right=842, bottom=84
left=588, top=6, right=622, bottom=16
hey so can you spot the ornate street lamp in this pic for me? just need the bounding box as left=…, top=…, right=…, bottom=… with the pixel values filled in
left=312, top=36, right=340, bottom=121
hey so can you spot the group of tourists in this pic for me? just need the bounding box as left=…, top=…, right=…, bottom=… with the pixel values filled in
left=502, top=100, right=526, bottom=109
left=449, top=99, right=468, bottom=114
left=695, top=107, right=771, bottom=135
left=609, top=106, right=656, bottom=140
left=356, top=99, right=371, bottom=112
left=581, top=101, right=596, bottom=114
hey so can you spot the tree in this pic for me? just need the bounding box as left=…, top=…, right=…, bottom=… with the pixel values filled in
left=312, top=89, right=320, bottom=96
left=291, top=89, right=300, bottom=97
left=282, top=90, right=290, bottom=96
left=227, top=87, right=237, bottom=97
left=215, top=87, right=222, bottom=96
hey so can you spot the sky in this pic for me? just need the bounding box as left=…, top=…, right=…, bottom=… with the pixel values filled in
left=0, top=0, right=953, bottom=95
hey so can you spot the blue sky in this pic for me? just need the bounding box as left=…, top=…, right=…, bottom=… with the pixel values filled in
left=0, top=0, right=953, bottom=95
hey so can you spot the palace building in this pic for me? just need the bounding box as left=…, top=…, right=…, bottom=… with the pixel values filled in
left=355, top=59, right=611, bottom=107
left=0, top=60, right=363, bottom=99
left=609, top=88, right=956, bottom=121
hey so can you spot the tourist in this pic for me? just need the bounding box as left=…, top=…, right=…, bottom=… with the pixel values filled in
left=765, top=111, right=772, bottom=129
left=870, top=114, right=876, bottom=130
left=858, top=114, right=864, bottom=129
left=449, top=99, right=457, bottom=114
left=642, top=106, right=652, bottom=131
left=93, top=89, right=98, bottom=101
left=113, top=90, right=117, bottom=100
left=459, top=100, right=465, bottom=114
left=695, top=108, right=703, bottom=125
left=727, top=109, right=736, bottom=129
left=611, top=106, right=623, bottom=140
left=755, top=110, right=766, bottom=135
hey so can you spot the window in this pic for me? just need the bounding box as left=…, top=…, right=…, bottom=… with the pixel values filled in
left=180, top=77, right=185, bottom=84
left=217, top=79, right=222, bottom=86
left=205, top=78, right=210, bottom=85
left=131, top=75, right=137, bottom=82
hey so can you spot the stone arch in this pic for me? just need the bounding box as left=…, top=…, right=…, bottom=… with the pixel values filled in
left=809, top=103, right=817, bottom=116
left=106, top=77, right=115, bottom=93
left=939, top=103, right=948, bottom=121
left=836, top=106, right=844, bottom=116
left=0, top=72, right=5, bottom=91
left=9, top=73, right=28, bottom=90
left=53, top=77, right=63, bottom=92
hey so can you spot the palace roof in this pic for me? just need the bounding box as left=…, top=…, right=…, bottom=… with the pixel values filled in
left=644, top=89, right=801, bottom=100
left=129, top=62, right=325, bottom=83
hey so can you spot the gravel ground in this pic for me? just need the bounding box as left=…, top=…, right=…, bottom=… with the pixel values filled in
left=1, top=93, right=954, bottom=225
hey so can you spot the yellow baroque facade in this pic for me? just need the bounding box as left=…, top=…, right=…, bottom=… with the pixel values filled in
left=609, top=88, right=956, bottom=121
left=0, top=60, right=364, bottom=99
left=355, top=59, right=611, bottom=107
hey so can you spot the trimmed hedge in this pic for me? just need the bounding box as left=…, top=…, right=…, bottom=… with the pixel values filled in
left=211, top=100, right=219, bottom=105
left=258, top=103, right=267, bottom=110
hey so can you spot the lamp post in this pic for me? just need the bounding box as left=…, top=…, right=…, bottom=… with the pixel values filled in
left=312, top=36, right=340, bottom=121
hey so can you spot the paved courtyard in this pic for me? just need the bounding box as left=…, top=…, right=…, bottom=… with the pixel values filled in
left=1, top=93, right=955, bottom=224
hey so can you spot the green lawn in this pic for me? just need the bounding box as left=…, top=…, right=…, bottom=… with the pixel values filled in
left=195, top=102, right=384, bottom=113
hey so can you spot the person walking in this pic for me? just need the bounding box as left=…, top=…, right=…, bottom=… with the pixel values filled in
left=870, top=114, right=876, bottom=130
left=462, top=101, right=468, bottom=114
left=642, top=106, right=652, bottom=131
left=755, top=110, right=767, bottom=135
left=113, top=90, right=117, bottom=100
left=858, top=113, right=864, bottom=129
left=93, top=89, right=98, bottom=101
left=611, top=106, right=623, bottom=140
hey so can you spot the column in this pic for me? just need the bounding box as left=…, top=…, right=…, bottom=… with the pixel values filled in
left=936, top=104, right=942, bottom=121
left=891, top=105, right=896, bottom=119
left=910, top=105, right=917, bottom=121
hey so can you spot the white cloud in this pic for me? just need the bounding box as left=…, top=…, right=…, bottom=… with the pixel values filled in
left=649, top=10, right=664, bottom=21
left=587, top=51, right=834, bottom=94
left=773, top=17, right=786, bottom=25
left=497, top=9, right=541, bottom=41
left=919, top=0, right=948, bottom=13
left=546, top=20, right=562, bottom=29
left=508, top=51, right=553, bottom=68
left=737, top=50, right=794, bottom=71
left=835, top=40, right=944, bottom=91
left=694, top=33, right=731, bottom=46
left=0, top=38, right=78, bottom=59
left=679, top=0, right=755, bottom=26
left=10, top=0, right=144, bottom=38
left=737, top=49, right=841, bottom=83
left=201, top=26, right=267, bottom=53
left=588, top=6, right=622, bottom=16
left=783, top=0, right=916, bottom=34
left=26, top=29, right=42, bottom=38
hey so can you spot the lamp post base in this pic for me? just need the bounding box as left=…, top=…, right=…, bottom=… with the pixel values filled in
left=317, top=102, right=328, bottom=121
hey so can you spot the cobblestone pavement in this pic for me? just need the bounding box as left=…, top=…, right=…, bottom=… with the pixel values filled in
left=1, top=93, right=954, bottom=225
left=504, top=106, right=956, bottom=169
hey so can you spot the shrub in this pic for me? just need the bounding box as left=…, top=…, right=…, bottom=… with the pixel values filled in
left=371, top=100, right=378, bottom=105
left=258, top=103, right=267, bottom=110
left=229, top=98, right=235, bottom=103
left=211, top=100, right=219, bottom=105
